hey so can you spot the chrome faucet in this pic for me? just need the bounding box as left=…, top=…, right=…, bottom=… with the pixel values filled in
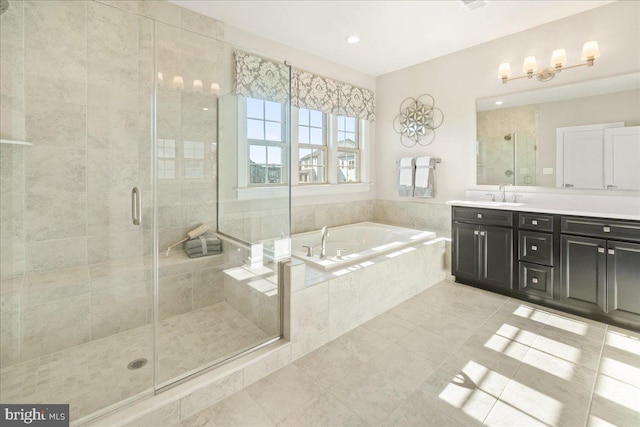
left=498, top=184, right=511, bottom=202
left=320, top=226, right=328, bottom=259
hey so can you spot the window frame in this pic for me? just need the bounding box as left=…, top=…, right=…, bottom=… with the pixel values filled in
left=245, top=97, right=288, bottom=187
left=297, top=108, right=328, bottom=185
left=336, top=115, right=361, bottom=184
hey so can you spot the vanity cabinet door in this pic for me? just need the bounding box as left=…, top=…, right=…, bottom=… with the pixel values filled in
left=479, top=225, right=513, bottom=290
left=561, top=235, right=607, bottom=312
left=452, top=221, right=479, bottom=280
left=607, top=240, right=640, bottom=317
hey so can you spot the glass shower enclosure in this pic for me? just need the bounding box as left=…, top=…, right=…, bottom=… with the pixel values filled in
left=0, top=1, right=289, bottom=423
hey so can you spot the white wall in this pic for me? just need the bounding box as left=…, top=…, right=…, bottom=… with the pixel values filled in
left=375, top=1, right=640, bottom=205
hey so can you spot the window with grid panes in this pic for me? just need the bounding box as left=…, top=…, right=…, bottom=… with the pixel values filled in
left=297, top=108, right=327, bottom=184
left=246, top=97, right=287, bottom=185
left=336, top=115, right=359, bottom=183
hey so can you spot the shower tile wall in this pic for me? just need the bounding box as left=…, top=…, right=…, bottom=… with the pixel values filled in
left=0, top=0, right=226, bottom=370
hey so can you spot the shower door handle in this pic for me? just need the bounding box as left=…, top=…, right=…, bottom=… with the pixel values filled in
left=131, top=187, right=142, bottom=225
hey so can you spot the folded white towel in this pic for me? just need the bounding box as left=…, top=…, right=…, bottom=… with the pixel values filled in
left=415, top=156, right=431, bottom=188
left=398, top=157, right=414, bottom=186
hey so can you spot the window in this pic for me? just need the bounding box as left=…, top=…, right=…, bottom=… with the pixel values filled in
left=337, top=115, right=360, bottom=183
left=158, top=139, right=176, bottom=180
left=297, top=108, right=327, bottom=184
left=246, top=97, right=287, bottom=185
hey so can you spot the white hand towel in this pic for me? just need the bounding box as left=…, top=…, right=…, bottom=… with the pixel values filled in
left=398, top=157, right=413, bottom=186
left=415, top=156, right=431, bottom=188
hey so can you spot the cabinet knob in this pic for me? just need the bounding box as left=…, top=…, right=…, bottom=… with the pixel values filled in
left=532, top=278, right=539, bottom=284
left=474, top=230, right=479, bottom=235
left=480, top=231, right=486, bottom=236
left=477, top=213, right=483, bottom=219
left=531, top=220, right=538, bottom=225
left=603, top=226, right=611, bottom=233
left=531, top=245, right=538, bottom=251
left=608, top=249, right=615, bottom=255
left=598, top=247, right=605, bottom=253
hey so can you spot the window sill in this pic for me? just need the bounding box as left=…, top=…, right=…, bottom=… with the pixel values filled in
left=292, top=182, right=372, bottom=197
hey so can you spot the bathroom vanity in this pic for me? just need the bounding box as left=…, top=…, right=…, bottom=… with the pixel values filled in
left=449, top=202, right=640, bottom=331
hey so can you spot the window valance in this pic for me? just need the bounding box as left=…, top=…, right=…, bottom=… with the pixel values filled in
left=234, top=51, right=375, bottom=122
left=234, top=51, right=290, bottom=104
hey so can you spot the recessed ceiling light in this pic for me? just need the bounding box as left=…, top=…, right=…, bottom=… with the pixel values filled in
left=495, top=101, right=504, bottom=105
left=346, top=35, right=360, bottom=44
left=202, top=107, right=209, bottom=111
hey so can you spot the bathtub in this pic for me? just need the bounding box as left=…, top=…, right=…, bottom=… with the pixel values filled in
left=291, top=222, right=437, bottom=270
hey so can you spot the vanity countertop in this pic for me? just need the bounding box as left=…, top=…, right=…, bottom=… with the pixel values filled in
left=446, top=199, right=640, bottom=221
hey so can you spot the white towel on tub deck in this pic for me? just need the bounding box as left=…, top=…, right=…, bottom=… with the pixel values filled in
left=414, top=156, right=435, bottom=198
left=398, top=157, right=415, bottom=197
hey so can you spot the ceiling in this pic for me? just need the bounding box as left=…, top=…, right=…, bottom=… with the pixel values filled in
left=170, top=0, right=615, bottom=76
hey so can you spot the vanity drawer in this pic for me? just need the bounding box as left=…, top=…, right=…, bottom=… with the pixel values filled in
left=561, top=217, right=640, bottom=242
left=519, top=231, right=553, bottom=266
left=519, top=212, right=554, bottom=232
left=453, top=207, right=513, bottom=227
left=519, top=262, right=553, bottom=298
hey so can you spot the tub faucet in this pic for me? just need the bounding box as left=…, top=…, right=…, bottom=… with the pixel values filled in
left=320, top=226, right=328, bottom=259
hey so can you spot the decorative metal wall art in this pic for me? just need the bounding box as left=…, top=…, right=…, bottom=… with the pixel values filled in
left=393, top=94, right=444, bottom=147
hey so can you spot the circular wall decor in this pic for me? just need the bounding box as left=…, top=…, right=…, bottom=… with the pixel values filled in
left=392, top=94, right=444, bottom=147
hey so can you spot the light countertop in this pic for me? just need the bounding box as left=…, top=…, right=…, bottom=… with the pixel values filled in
left=446, top=199, right=640, bottom=221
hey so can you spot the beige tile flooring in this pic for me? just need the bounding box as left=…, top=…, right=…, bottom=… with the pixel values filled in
left=181, top=280, right=640, bottom=427
left=0, top=302, right=269, bottom=422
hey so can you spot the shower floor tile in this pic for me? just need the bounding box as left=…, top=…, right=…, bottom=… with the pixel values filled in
left=0, top=302, right=269, bottom=422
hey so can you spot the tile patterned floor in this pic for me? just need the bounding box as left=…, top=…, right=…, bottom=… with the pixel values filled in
left=181, top=280, right=640, bottom=427
left=0, top=302, right=269, bottom=421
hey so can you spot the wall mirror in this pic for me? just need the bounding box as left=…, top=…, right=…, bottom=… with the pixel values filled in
left=476, top=72, right=640, bottom=189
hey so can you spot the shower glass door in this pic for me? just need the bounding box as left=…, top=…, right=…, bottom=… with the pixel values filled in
left=1, top=1, right=155, bottom=422
left=154, top=25, right=288, bottom=388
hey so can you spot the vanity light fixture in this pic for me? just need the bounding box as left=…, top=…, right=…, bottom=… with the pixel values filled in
left=499, top=41, right=600, bottom=84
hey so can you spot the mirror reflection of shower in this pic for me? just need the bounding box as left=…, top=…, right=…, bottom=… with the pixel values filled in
left=513, top=132, right=537, bottom=186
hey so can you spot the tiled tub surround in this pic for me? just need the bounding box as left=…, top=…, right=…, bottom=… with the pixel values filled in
left=288, top=233, right=448, bottom=360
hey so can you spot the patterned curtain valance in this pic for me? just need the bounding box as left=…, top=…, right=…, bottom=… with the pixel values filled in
left=291, top=68, right=340, bottom=116
left=234, top=51, right=290, bottom=103
left=292, top=69, right=375, bottom=122
left=338, top=83, right=375, bottom=122
left=234, top=51, right=375, bottom=122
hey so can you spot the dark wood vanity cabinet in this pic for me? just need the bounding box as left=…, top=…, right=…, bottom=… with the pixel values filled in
left=517, top=213, right=557, bottom=299
left=452, top=207, right=513, bottom=291
left=452, top=206, right=640, bottom=330
left=560, top=217, right=640, bottom=323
